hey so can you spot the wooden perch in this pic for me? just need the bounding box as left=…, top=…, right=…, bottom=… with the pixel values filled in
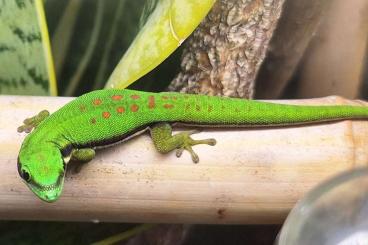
left=1, top=95, right=368, bottom=224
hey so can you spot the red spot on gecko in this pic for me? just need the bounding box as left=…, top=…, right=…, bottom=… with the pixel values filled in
left=163, top=104, right=174, bottom=109
left=131, top=95, right=140, bottom=100
left=131, top=104, right=139, bottom=112
left=162, top=96, right=169, bottom=100
left=90, top=118, right=96, bottom=124
left=148, top=96, right=155, bottom=109
left=93, top=99, right=102, bottom=105
left=79, top=105, right=87, bottom=112
left=102, top=111, right=111, bottom=118
left=116, top=106, right=125, bottom=114
left=196, top=105, right=201, bottom=111
left=112, top=95, right=123, bottom=101
left=208, top=105, right=213, bottom=112
left=172, top=96, right=177, bottom=100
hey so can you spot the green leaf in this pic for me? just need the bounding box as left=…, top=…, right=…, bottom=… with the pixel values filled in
left=105, top=0, right=215, bottom=89
left=0, top=0, right=57, bottom=95
left=139, top=0, right=159, bottom=28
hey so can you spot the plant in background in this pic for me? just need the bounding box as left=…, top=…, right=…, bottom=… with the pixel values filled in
left=0, top=0, right=56, bottom=95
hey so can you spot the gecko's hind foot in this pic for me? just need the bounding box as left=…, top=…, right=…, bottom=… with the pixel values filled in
left=17, top=110, right=50, bottom=133
left=175, top=132, right=216, bottom=163
left=150, top=123, right=217, bottom=163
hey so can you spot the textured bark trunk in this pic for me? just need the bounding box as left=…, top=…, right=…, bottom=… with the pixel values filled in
left=168, top=0, right=285, bottom=99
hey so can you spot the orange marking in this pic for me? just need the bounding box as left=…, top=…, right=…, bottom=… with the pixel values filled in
left=164, top=104, right=174, bottom=109
left=172, top=96, right=177, bottom=100
left=196, top=105, right=201, bottom=111
left=93, top=99, right=102, bottom=105
left=102, top=111, right=111, bottom=118
left=208, top=105, right=213, bottom=112
left=90, top=118, right=96, bottom=124
left=112, top=95, right=123, bottom=100
left=131, top=104, right=139, bottom=112
left=116, top=106, right=125, bottom=114
left=79, top=104, right=87, bottom=112
left=131, top=95, right=140, bottom=100
left=148, top=95, right=155, bottom=109
left=162, top=96, right=169, bottom=100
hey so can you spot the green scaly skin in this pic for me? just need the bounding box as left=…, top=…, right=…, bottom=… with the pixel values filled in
left=17, top=89, right=368, bottom=202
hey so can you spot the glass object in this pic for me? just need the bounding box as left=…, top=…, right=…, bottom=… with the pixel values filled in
left=277, top=167, right=368, bottom=245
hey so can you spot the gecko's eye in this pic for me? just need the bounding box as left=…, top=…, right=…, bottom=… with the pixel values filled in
left=20, top=169, right=31, bottom=182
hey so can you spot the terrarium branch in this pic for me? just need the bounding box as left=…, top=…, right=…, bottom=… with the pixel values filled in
left=1, top=95, right=368, bottom=223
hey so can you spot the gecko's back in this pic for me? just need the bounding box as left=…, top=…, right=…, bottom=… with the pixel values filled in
left=30, top=89, right=206, bottom=148
left=29, top=89, right=368, bottom=150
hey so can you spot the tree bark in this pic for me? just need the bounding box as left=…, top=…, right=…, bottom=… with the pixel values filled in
left=168, top=0, right=285, bottom=99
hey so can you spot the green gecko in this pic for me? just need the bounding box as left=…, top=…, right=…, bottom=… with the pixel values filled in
left=17, top=89, right=368, bottom=202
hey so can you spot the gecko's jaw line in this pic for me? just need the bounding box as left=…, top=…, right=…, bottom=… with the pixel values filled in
left=36, top=186, right=61, bottom=202
left=27, top=184, right=61, bottom=202
left=26, top=175, right=64, bottom=202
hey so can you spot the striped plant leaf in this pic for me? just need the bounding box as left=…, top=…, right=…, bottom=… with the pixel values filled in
left=0, top=0, right=57, bottom=95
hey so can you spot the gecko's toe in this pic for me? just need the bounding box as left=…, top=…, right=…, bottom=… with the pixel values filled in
left=176, top=148, right=184, bottom=158
left=18, top=110, right=50, bottom=134
left=176, top=145, right=199, bottom=163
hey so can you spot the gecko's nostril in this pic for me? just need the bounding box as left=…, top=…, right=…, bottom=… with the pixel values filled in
left=44, top=193, right=58, bottom=202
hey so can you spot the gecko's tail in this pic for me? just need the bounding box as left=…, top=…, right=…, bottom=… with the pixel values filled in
left=173, top=93, right=368, bottom=127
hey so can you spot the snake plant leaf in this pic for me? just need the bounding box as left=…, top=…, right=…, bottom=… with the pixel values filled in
left=0, top=0, right=57, bottom=95
left=139, top=0, right=159, bottom=29
left=106, top=0, right=215, bottom=89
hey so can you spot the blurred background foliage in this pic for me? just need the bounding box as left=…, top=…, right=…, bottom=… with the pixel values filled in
left=0, top=0, right=184, bottom=97
left=46, top=0, right=182, bottom=96
left=0, top=0, right=56, bottom=95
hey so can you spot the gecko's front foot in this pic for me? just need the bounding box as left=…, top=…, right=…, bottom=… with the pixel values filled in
left=150, top=123, right=216, bottom=163
left=17, top=110, right=50, bottom=133
left=69, top=148, right=95, bottom=173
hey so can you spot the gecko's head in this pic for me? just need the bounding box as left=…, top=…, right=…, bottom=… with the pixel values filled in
left=17, top=144, right=65, bottom=202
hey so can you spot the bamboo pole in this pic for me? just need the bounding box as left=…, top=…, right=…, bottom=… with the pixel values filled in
left=1, top=95, right=368, bottom=224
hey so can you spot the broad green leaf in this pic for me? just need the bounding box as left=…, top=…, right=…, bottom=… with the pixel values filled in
left=139, top=0, right=159, bottom=28
left=0, top=0, right=57, bottom=95
left=106, top=0, right=215, bottom=89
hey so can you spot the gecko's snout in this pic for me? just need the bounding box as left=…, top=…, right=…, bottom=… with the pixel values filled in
left=43, top=192, right=60, bottom=203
